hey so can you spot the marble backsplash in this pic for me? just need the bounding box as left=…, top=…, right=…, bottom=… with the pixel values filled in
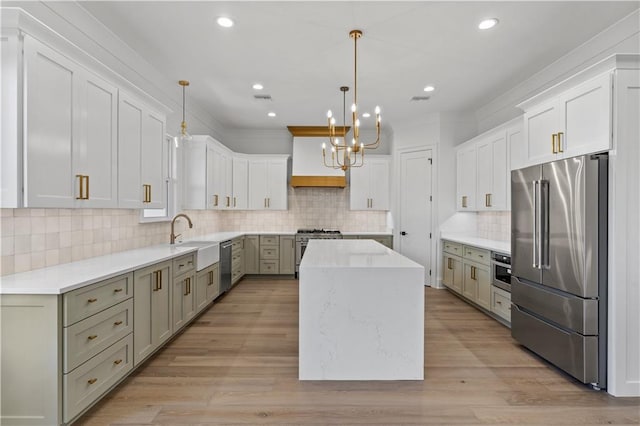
left=476, top=211, right=511, bottom=242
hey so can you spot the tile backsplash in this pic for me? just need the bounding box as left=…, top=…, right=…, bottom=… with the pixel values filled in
left=0, top=187, right=387, bottom=276
left=476, top=211, right=511, bottom=242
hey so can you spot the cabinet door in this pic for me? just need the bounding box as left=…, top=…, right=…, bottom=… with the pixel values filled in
left=349, top=166, right=370, bottom=210
left=23, top=36, right=76, bottom=207
left=266, top=160, right=288, bottom=210
left=248, top=160, right=268, bottom=209
left=206, top=263, right=220, bottom=301
left=232, top=156, right=248, bottom=209
left=456, top=146, right=477, bottom=210
left=76, top=71, right=118, bottom=208
left=118, top=93, right=143, bottom=208
left=182, top=141, right=207, bottom=209
left=245, top=235, right=260, bottom=274
left=524, top=99, right=561, bottom=165
left=369, top=158, right=390, bottom=210
left=133, top=261, right=171, bottom=366
left=475, top=139, right=493, bottom=211
left=452, top=257, right=463, bottom=294
left=173, top=274, right=195, bottom=332
left=475, top=265, right=491, bottom=310
left=141, top=110, right=166, bottom=208
left=561, top=72, right=612, bottom=158
left=206, top=143, right=218, bottom=209
left=195, top=268, right=210, bottom=313
left=211, top=147, right=224, bottom=210
left=442, top=255, right=454, bottom=289
left=462, top=263, right=478, bottom=301
left=279, top=236, right=295, bottom=275
left=224, top=153, right=233, bottom=209
left=490, top=134, right=508, bottom=210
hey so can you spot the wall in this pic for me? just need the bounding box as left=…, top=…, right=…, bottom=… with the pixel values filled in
left=0, top=187, right=387, bottom=276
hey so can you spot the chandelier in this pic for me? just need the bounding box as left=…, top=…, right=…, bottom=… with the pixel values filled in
left=175, top=80, right=192, bottom=147
left=322, top=29, right=381, bottom=171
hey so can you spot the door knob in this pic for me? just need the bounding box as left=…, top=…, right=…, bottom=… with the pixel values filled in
left=401, top=231, right=408, bottom=236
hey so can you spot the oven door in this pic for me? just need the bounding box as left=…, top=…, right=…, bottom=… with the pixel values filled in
left=296, top=240, right=307, bottom=265
left=493, top=261, right=512, bottom=292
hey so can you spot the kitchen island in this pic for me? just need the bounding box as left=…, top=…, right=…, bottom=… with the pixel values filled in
left=299, top=239, right=425, bottom=380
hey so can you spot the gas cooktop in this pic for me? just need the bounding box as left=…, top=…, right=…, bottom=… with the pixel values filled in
left=297, top=229, right=341, bottom=234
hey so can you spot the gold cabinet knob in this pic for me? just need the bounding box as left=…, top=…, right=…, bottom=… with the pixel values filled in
left=87, top=378, right=98, bottom=385
left=87, top=335, right=98, bottom=340
left=113, top=359, right=123, bottom=365
left=87, top=298, right=97, bottom=303
left=113, top=320, right=123, bottom=326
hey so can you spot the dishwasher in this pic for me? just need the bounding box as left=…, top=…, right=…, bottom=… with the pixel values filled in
left=220, top=240, right=232, bottom=293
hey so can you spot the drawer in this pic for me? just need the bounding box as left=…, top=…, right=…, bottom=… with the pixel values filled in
left=63, top=334, right=133, bottom=423
left=260, top=246, right=279, bottom=260
left=64, top=299, right=133, bottom=373
left=232, top=267, right=242, bottom=284
left=442, top=240, right=463, bottom=256
left=491, top=286, right=511, bottom=322
left=232, top=253, right=242, bottom=266
left=63, top=273, right=132, bottom=326
left=463, top=245, right=490, bottom=265
left=260, top=235, right=279, bottom=246
left=173, top=253, right=195, bottom=276
left=259, top=260, right=279, bottom=274
left=232, top=238, right=243, bottom=251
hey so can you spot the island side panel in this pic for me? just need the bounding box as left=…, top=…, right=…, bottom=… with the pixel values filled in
left=299, top=266, right=424, bottom=380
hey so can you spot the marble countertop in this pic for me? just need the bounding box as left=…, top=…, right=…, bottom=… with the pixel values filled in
left=300, top=239, right=422, bottom=269
left=0, top=244, right=198, bottom=295
left=440, top=232, right=510, bottom=254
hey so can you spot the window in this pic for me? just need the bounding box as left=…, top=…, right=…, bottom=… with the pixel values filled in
left=139, top=135, right=177, bottom=222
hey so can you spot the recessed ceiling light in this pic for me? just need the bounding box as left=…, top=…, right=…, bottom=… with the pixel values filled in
left=268, top=112, right=276, bottom=117
left=478, top=18, right=499, bottom=30
left=362, top=112, right=371, bottom=118
left=423, top=85, right=435, bottom=92
left=217, top=16, right=234, bottom=28
left=252, top=83, right=264, bottom=90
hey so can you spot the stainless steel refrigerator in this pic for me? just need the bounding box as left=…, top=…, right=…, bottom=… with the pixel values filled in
left=511, top=153, right=607, bottom=389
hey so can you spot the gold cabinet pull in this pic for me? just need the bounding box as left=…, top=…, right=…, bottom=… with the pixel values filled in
left=87, top=335, right=98, bottom=340
left=87, top=378, right=98, bottom=385
left=113, top=288, right=123, bottom=293
left=213, top=194, right=219, bottom=206
left=76, top=175, right=84, bottom=199
left=159, top=271, right=162, bottom=290
left=113, top=320, right=123, bottom=326
left=496, top=300, right=502, bottom=305
left=88, top=298, right=97, bottom=303
left=226, top=196, right=230, bottom=207
left=233, top=197, right=237, bottom=207
left=153, top=270, right=159, bottom=291
left=85, top=175, right=90, bottom=200
left=462, top=196, right=468, bottom=208
left=113, top=359, right=123, bottom=365
left=557, top=132, right=564, bottom=153
left=552, top=133, right=558, bottom=154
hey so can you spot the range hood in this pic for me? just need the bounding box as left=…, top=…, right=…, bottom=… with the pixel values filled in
left=288, top=126, right=350, bottom=188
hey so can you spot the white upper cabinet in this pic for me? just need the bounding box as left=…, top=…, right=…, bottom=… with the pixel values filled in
left=248, top=156, right=288, bottom=210
left=456, top=145, right=477, bottom=211
left=21, top=35, right=118, bottom=208
left=522, top=72, right=612, bottom=166
left=232, top=156, right=249, bottom=209
left=350, top=156, right=390, bottom=211
left=1, top=13, right=169, bottom=209
left=476, top=132, right=507, bottom=211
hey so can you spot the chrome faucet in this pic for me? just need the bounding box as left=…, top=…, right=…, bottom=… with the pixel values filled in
left=170, top=213, right=193, bottom=244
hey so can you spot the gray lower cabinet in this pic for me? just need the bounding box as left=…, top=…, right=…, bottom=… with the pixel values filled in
left=232, top=237, right=244, bottom=285
left=172, top=254, right=196, bottom=332
left=344, top=234, right=393, bottom=249
left=279, top=235, right=295, bottom=275
left=259, top=235, right=280, bottom=274
left=244, top=235, right=260, bottom=274
left=442, top=253, right=463, bottom=294
left=0, top=272, right=136, bottom=425
left=195, top=262, right=220, bottom=313
left=133, top=261, right=172, bottom=366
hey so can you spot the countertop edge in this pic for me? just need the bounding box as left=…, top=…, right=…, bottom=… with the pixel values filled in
left=440, top=233, right=511, bottom=254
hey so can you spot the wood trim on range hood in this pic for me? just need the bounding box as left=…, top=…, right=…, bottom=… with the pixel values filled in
left=287, top=126, right=350, bottom=137
left=290, top=176, right=346, bottom=188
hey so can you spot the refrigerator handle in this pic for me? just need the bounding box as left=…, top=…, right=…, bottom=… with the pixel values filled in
left=532, top=180, right=539, bottom=269
left=540, top=179, right=550, bottom=269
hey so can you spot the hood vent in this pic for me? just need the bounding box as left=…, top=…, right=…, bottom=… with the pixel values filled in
left=254, top=94, right=272, bottom=100
left=288, top=126, right=350, bottom=188
left=411, top=95, right=431, bottom=101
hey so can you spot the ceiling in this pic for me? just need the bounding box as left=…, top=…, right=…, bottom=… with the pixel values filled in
left=78, top=1, right=638, bottom=131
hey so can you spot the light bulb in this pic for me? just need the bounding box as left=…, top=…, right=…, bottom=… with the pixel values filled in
left=377, top=115, right=381, bottom=123
left=355, top=119, right=360, bottom=127
left=334, top=137, right=340, bottom=145
left=331, top=147, right=335, bottom=153
left=360, top=143, right=364, bottom=150
left=375, top=106, right=380, bottom=114
left=327, top=110, right=332, bottom=118
left=330, top=117, right=336, bottom=125
left=347, top=146, right=352, bottom=152
left=352, top=138, right=356, bottom=145
left=322, top=143, right=326, bottom=149
left=351, top=103, right=357, bottom=112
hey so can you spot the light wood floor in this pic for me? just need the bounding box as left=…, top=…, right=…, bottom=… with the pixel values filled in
left=77, top=278, right=640, bottom=425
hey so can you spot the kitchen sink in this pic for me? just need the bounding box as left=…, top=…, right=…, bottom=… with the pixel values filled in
left=176, top=241, right=219, bottom=271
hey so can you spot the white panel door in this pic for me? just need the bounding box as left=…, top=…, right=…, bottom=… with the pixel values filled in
left=223, top=152, right=233, bottom=209
left=141, top=109, right=166, bottom=208
left=491, top=134, right=508, bottom=210
left=181, top=140, right=206, bottom=209
left=232, top=156, right=248, bottom=209
left=248, top=160, right=268, bottom=209
left=266, top=160, right=287, bottom=210
left=349, top=166, right=369, bottom=210
left=475, top=139, right=493, bottom=211
left=23, top=36, right=76, bottom=207
left=524, top=99, right=561, bottom=165
left=369, top=158, right=390, bottom=210
left=399, top=149, right=432, bottom=284
left=118, top=93, right=143, bottom=208
left=76, top=71, right=118, bottom=208
left=211, top=147, right=224, bottom=209
left=456, top=146, right=477, bottom=211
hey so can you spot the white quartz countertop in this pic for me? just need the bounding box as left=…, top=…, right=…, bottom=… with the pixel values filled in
left=300, top=239, right=422, bottom=269
left=341, top=231, right=393, bottom=236
left=0, top=244, right=198, bottom=295
left=440, top=233, right=510, bottom=254
left=186, top=231, right=296, bottom=243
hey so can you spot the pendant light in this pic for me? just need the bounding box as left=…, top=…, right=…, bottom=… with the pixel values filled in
left=175, top=80, right=192, bottom=147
